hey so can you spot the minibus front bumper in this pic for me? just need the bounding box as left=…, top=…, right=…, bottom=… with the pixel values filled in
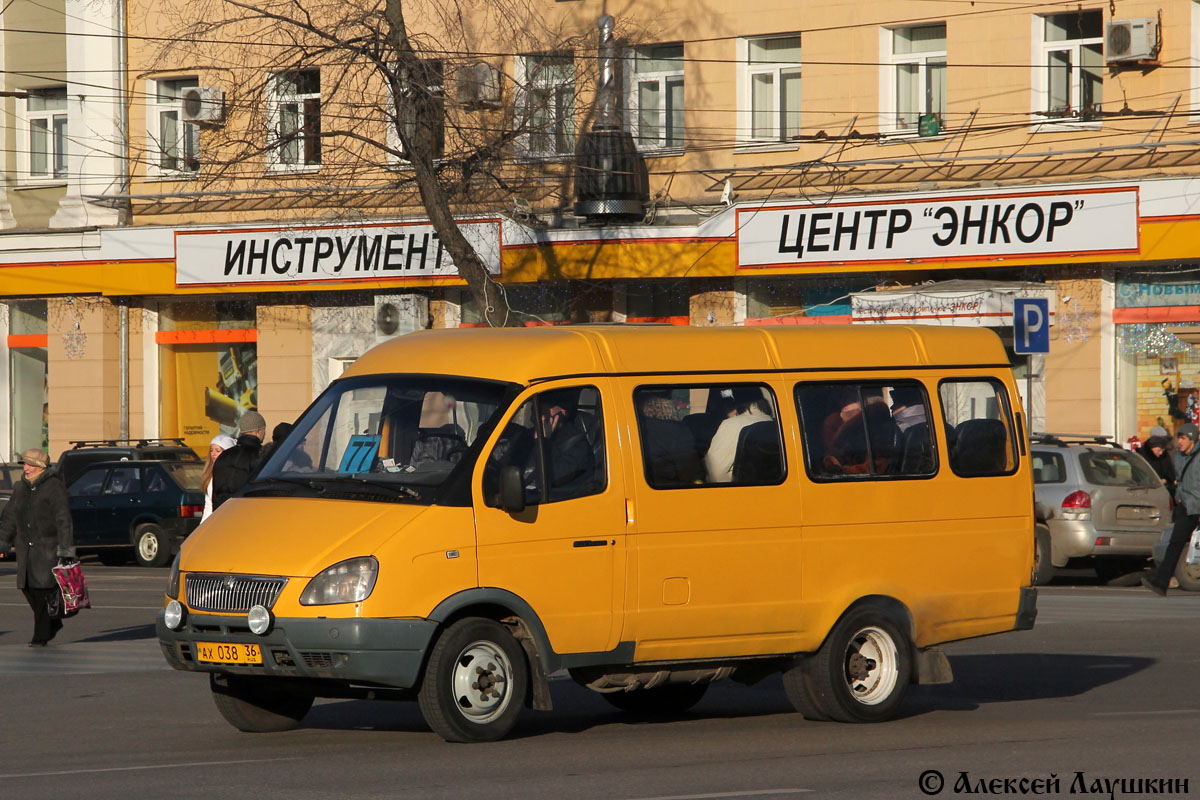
left=156, top=611, right=438, bottom=688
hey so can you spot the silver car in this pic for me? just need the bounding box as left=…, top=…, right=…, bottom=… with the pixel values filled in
left=1151, top=527, right=1200, bottom=591
left=1031, top=435, right=1171, bottom=584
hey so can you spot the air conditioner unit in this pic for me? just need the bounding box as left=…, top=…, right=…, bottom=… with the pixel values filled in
left=456, top=63, right=502, bottom=109
left=180, top=86, right=225, bottom=124
left=374, top=294, right=430, bottom=343
left=1106, top=18, right=1158, bottom=62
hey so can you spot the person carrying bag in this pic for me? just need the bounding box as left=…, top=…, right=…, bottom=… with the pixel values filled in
left=0, top=448, right=76, bottom=645
left=1143, top=423, right=1200, bottom=596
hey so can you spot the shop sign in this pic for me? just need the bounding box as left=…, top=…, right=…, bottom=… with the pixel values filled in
left=737, top=188, right=1138, bottom=268
left=175, top=220, right=502, bottom=286
left=1116, top=281, right=1200, bottom=308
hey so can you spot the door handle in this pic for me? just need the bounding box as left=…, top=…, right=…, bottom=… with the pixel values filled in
left=573, top=539, right=610, bottom=548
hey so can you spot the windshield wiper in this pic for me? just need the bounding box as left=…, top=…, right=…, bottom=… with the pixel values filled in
left=242, top=477, right=327, bottom=496
left=314, top=475, right=423, bottom=500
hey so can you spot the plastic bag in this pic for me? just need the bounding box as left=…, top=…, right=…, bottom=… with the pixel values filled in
left=1188, top=528, right=1200, bottom=567
left=52, top=561, right=91, bottom=617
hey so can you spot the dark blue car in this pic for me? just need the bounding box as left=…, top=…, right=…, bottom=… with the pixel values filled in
left=67, top=460, right=206, bottom=567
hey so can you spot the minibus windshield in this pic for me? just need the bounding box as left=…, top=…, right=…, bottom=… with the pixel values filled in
left=254, top=375, right=512, bottom=498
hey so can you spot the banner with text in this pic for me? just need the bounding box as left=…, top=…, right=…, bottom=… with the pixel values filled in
left=176, top=220, right=502, bottom=286
left=737, top=188, right=1139, bottom=268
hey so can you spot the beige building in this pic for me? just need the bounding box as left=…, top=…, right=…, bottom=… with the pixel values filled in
left=2, top=0, right=1199, bottom=459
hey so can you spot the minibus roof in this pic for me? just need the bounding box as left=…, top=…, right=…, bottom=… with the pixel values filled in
left=344, top=325, right=1011, bottom=385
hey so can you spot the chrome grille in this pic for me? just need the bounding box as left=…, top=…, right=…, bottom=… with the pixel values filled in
left=186, top=574, right=287, bottom=612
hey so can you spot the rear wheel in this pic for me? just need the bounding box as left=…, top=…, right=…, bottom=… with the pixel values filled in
left=602, top=683, right=708, bottom=716
left=806, top=606, right=912, bottom=723
left=1032, top=524, right=1055, bottom=586
left=418, top=618, right=528, bottom=742
left=782, top=660, right=832, bottom=721
left=133, top=523, right=171, bottom=568
left=1174, top=553, right=1200, bottom=592
left=209, top=674, right=314, bottom=732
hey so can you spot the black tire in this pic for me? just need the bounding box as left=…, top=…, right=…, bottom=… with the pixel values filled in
left=782, top=660, right=832, bottom=721
left=418, top=618, right=528, bottom=743
left=133, top=523, right=171, bottom=568
left=1032, top=524, right=1055, bottom=586
left=97, top=549, right=129, bottom=567
left=806, top=606, right=913, bottom=723
left=209, top=674, right=314, bottom=732
left=1174, top=553, right=1200, bottom=592
left=601, top=682, right=708, bottom=716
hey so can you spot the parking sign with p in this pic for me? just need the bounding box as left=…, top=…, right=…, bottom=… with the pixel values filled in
left=1013, top=298, right=1050, bottom=355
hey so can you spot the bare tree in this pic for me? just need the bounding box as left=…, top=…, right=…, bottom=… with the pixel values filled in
left=135, top=0, right=608, bottom=326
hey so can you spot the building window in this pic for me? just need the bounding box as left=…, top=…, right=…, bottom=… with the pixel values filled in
left=390, top=60, right=445, bottom=162
left=520, top=52, right=575, bottom=156
left=26, top=88, right=68, bottom=179
left=742, top=35, right=802, bottom=142
left=269, top=69, right=321, bottom=168
left=150, top=78, right=200, bottom=174
left=1038, top=10, right=1103, bottom=121
left=631, top=43, right=684, bottom=150
left=887, top=24, right=946, bottom=134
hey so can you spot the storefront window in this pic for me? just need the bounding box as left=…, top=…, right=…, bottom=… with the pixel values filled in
left=158, top=300, right=258, bottom=455
left=8, top=300, right=48, bottom=459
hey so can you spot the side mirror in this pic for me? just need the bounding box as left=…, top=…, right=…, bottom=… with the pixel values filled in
left=498, top=465, right=526, bottom=514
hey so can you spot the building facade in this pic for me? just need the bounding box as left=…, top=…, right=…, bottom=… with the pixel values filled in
left=0, top=0, right=1196, bottom=460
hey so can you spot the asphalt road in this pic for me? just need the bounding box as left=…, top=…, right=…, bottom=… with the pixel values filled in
left=0, top=561, right=1197, bottom=800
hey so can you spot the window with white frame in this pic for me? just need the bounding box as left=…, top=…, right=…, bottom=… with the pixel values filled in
left=268, top=69, right=321, bottom=168
left=632, top=43, right=684, bottom=150
left=1038, top=10, right=1103, bottom=121
left=26, top=87, right=68, bottom=179
left=887, top=24, right=946, bottom=134
left=388, top=60, right=445, bottom=162
left=520, top=52, right=575, bottom=156
left=742, top=35, right=802, bottom=142
left=149, top=78, right=200, bottom=174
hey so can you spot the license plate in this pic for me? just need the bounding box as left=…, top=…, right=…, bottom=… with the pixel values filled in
left=196, top=642, right=262, bottom=665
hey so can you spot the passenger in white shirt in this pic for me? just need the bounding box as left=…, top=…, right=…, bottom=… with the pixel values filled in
left=704, top=390, right=772, bottom=483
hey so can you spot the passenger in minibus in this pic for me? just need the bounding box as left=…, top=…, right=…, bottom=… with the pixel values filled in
left=705, top=388, right=773, bottom=483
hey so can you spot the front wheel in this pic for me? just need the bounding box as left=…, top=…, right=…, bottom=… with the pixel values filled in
left=806, top=606, right=912, bottom=723
left=133, top=523, right=171, bottom=568
left=418, top=618, right=528, bottom=743
left=1174, top=553, right=1200, bottom=591
left=210, top=674, right=314, bottom=732
left=602, top=683, right=708, bottom=716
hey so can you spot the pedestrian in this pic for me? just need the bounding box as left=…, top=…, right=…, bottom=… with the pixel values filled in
left=200, top=433, right=237, bottom=522
left=0, top=448, right=75, bottom=646
left=1140, top=433, right=1176, bottom=497
left=255, top=422, right=293, bottom=472
left=211, top=410, right=267, bottom=510
left=1142, top=423, right=1200, bottom=596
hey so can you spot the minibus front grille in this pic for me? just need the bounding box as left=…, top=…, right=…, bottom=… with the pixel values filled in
left=186, top=574, right=288, bottom=612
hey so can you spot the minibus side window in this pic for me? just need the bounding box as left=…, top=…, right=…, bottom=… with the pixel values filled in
left=483, top=386, right=606, bottom=506
left=794, top=381, right=936, bottom=480
left=633, top=384, right=785, bottom=488
left=938, top=379, right=1017, bottom=477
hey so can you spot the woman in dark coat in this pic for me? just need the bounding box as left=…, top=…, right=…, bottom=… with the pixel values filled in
left=1141, top=435, right=1177, bottom=498
left=0, top=448, right=75, bottom=646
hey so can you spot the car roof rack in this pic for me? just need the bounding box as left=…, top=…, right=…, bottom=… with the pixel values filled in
left=1031, top=433, right=1118, bottom=448
left=69, top=438, right=189, bottom=449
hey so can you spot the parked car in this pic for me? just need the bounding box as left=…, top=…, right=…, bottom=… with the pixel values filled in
left=1151, top=527, right=1200, bottom=591
left=55, top=438, right=201, bottom=488
left=1031, top=433, right=1171, bottom=584
left=67, top=460, right=205, bottom=567
left=0, top=463, right=21, bottom=562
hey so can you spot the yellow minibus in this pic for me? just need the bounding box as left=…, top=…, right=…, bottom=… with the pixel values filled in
left=157, top=325, right=1036, bottom=742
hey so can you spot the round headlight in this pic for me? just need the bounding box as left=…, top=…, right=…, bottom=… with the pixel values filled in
left=247, top=604, right=272, bottom=636
left=164, top=600, right=185, bottom=631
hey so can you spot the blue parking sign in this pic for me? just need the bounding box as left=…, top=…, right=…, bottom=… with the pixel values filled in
left=1013, top=298, right=1049, bottom=354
